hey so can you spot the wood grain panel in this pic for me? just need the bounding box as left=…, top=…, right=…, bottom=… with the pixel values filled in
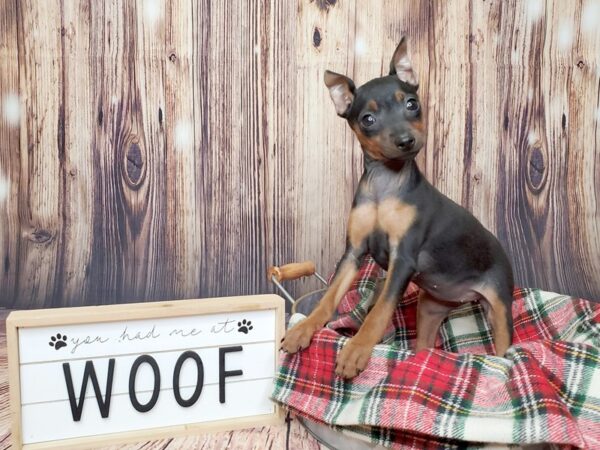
left=490, top=0, right=600, bottom=299
left=84, top=0, right=128, bottom=304
left=0, top=0, right=20, bottom=305
left=54, top=1, right=94, bottom=306
left=467, top=0, right=504, bottom=234
left=84, top=1, right=166, bottom=304
left=0, top=0, right=599, bottom=308
left=555, top=1, right=600, bottom=298
left=291, top=0, right=359, bottom=297
left=191, top=0, right=271, bottom=298
left=492, top=0, right=552, bottom=291
left=164, top=0, right=202, bottom=300
left=135, top=0, right=171, bottom=301
left=264, top=0, right=301, bottom=292
left=14, top=0, right=63, bottom=308
left=423, top=1, right=472, bottom=206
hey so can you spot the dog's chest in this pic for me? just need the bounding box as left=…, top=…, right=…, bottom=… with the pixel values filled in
left=348, top=198, right=417, bottom=249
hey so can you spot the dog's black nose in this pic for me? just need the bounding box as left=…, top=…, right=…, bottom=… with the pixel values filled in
left=396, top=135, right=415, bottom=150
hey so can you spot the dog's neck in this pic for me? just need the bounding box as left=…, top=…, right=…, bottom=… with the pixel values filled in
left=362, top=154, right=422, bottom=199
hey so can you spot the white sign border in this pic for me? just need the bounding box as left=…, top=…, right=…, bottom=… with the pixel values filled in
left=7, top=294, right=285, bottom=450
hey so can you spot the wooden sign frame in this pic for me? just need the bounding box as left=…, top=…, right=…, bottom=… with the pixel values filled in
left=7, top=295, right=285, bottom=450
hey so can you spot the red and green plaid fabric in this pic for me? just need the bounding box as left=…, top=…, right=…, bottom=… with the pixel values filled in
left=271, top=257, right=600, bottom=449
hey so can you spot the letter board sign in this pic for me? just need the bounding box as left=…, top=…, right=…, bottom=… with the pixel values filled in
left=7, top=295, right=285, bottom=449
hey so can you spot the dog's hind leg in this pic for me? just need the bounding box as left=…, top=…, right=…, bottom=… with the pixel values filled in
left=415, top=290, right=456, bottom=352
left=477, top=286, right=514, bottom=357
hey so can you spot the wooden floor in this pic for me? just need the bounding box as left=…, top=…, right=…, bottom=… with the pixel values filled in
left=0, top=310, right=323, bottom=450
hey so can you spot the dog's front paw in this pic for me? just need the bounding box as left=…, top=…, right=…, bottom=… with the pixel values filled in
left=335, top=338, right=373, bottom=378
left=281, top=320, right=319, bottom=353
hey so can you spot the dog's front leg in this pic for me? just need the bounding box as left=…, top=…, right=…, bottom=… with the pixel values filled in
left=335, top=247, right=414, bottom=378
left=282, top=200, right=376, bottom=354
left=281, top=244, right=366, bottom=354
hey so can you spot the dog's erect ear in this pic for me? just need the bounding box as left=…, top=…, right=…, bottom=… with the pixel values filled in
left=324, top=70, right=355, bottom=118
left=389, top=37, right=418, bottom=88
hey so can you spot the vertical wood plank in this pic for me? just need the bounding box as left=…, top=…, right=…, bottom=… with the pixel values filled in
left=540, top=0, right=600, bottom=296
left=292, top=0, right=357, bottom=296
left=191, top=0, right=211, bottom=301
left=192, top=1, right=271, bottom=297
left=491, top=0, right=550, bottom=290
left=561, top=0, right=600, bottom=296
left=122, top=0, right=168, bottom=302
left=54, top=1, right=94, bottom=306
left=133, top=0, right=170, bottom=301
left=264, top=0, right=300, bottom=299
left=422, top=0, right=471, bottom=206
left=13, top=0, right=63, bottom=308
left=83, top=0, right=170, bottom=304
left=163, top=0, right=201, bottom=299
left=85, top=1, right=136, bottom=304
left=466, top=1, right=503, bottom=234
left=0, top=0, right=20, bottom=304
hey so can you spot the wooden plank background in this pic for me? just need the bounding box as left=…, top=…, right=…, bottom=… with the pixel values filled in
left=0, top=0, right=599, bottom=309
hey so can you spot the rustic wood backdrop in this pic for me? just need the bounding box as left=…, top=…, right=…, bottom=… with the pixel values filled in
left=0, top=0, right=599, bottom=309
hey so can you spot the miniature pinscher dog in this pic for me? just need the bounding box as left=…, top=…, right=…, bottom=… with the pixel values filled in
left=281, top=37, right=514, bottom=379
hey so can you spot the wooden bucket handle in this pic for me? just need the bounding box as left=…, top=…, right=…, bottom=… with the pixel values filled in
left=267, top=261, right=316, bottom=282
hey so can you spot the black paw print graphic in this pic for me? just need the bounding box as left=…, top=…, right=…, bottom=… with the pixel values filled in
left=49, top=333, right=67, bottom=350
left=237, top=319, right=253, bottom=334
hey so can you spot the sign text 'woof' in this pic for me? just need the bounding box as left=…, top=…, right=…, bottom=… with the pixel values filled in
left=8, top=295, right=284, bottom=449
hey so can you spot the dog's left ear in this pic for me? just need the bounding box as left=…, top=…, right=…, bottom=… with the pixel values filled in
left=389, top=37, right=418, bottom=88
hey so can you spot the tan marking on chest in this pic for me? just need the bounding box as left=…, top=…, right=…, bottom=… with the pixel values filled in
left=377, top=198, right=417, bottom=246
left=347, top=203, right=377, bottom=247
left=347, top=199, right=416, bottom=248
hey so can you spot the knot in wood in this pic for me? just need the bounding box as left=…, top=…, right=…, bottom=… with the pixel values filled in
left=313, top=27, right=322, bottom=48
left=125, top=143, right=144, bottom=187
left=527, top=146, right=546, bottom=193
left=310, top=0, right=337, bottom=12
left=28, top=229, right=54, bottom=244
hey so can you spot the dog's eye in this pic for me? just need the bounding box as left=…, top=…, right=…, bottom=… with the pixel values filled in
left=361, top=114, right=376, bottom=127
left=406, top=99, right=419, bottom=111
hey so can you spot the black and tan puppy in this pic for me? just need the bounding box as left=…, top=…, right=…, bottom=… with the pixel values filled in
left=282, top=37, right=514, bottom=378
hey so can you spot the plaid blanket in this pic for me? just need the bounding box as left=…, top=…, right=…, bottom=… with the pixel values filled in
left=271, top=257, right=600, bottom=449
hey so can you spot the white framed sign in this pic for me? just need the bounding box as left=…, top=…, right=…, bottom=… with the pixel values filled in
left=7, top=295, right=285, bottom=449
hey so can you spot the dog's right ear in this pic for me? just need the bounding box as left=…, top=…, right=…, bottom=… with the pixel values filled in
left=324, top=70, right=355, bottom=118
